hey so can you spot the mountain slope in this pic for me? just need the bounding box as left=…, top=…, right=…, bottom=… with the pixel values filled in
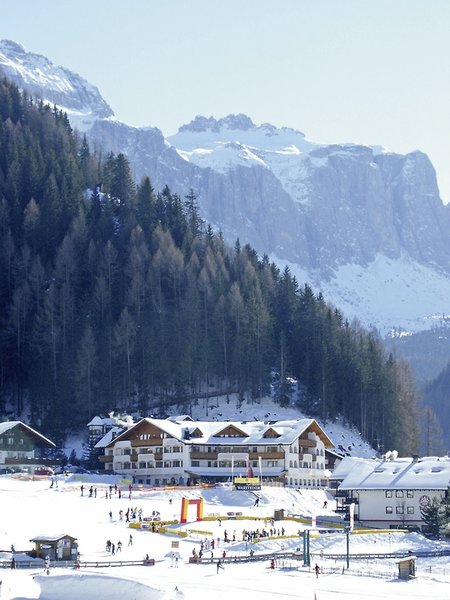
left=1, top=39, right=449, bottom=334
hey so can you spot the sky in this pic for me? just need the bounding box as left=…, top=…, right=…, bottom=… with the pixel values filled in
left=1, top=475, right=450, bottom=600
left=0, top=0, right=449, bottom=202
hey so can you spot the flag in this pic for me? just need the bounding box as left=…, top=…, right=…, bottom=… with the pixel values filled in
left=349, top=502, right=355, bottom=531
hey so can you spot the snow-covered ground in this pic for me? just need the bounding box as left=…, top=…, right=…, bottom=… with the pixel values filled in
left=1, top=475, right=450, bottom=600
left=274, top=252, right=450, bottom=334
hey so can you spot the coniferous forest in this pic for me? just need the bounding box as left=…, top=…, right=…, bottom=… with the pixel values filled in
left=0, top=78, right=419, bottom=453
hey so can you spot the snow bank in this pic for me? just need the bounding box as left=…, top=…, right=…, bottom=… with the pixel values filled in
left=34, top=573, right=167, bottom=600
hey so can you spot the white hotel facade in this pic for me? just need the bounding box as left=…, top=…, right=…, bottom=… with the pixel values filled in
left=96, top=416, right=334, bottom=488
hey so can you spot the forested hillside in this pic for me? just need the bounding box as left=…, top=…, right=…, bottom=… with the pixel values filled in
left=0, top=78, right=419, bottom=453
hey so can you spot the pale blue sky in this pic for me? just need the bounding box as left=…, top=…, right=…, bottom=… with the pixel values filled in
left=1, top=0, right=449, bottom=201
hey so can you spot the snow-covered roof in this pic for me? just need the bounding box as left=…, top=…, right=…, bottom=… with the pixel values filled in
left=0, top=421, right=55, bottom=447
left=30, top=534, right=77, bottom=542
left=330, top=456, right=373, bottom=480
left=338, top=456, right=450, bottom=490
left=94, top=426, right=125, bottom=449
left=87, top=416, right=115, bottom=427
left=106, top=417, right=334, bottom=448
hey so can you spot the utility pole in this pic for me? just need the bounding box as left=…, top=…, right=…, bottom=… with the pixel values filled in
left=303, top=530, right=310, bottom=567
left=345, top=526, right=350, bottom=569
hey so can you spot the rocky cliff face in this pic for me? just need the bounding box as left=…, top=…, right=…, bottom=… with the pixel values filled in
left=2, top=40, right=450, bottom=331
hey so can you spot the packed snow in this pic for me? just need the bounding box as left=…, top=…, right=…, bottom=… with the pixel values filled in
left=1, top=475, right=450, bottom=600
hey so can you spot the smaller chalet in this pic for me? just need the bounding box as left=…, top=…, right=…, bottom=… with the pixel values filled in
left=0, top=421, right=55, bottom=473
left=88, top=416, right=127, bottom=467
left=30, top=534, right=78, bottom=561
left=335, top=455, right=450, bottom=530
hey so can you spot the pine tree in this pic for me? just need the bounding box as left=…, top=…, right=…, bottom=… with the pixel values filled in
left=420, top=497, right=448, bottom=539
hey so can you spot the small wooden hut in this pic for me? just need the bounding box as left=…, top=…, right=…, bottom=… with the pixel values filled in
left=30, top=534, right=78, bottom=561
left=396, top=556, right=416, bottom=580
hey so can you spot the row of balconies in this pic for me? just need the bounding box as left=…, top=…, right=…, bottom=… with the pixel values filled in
left=189, top=450, right=285, bottom=460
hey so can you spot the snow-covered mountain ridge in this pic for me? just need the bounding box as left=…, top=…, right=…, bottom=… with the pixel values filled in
left=1, top=40, right=449, bottom=334
left=0, top=39, right=113, bottom=129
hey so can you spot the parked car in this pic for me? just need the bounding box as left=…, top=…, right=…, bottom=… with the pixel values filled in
left=33, top=467, right=54, bottom=476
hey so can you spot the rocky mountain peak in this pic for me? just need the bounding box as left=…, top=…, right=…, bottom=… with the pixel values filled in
left=178, top=113, right=256, bottom=134
left=0, top=39, right=113, bottom=126
left=0, top=40, right=26, bottom=54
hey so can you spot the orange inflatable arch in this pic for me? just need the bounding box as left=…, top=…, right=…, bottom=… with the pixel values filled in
left=180, top=497, right=204, bottom=524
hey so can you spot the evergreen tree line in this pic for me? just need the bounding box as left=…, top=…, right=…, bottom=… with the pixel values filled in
left=0, top=78, right=419, bottom=452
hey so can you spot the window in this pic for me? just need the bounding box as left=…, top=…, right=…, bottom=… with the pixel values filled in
left=396, top=506, right=404, bottom=514
left=385, top=491, right=393, bottom=498
left=386, top=506, right=393, bottom=514
left=407, top=491, right=414, bottom=498
left=395, top=490, right=404, bottom=498
left=407, top=506, right=414, bottom=514
left=191, top=461, right=199, bottom=467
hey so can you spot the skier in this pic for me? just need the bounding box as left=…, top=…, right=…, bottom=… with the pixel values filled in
left=216, top=559, right=224, bottom=573
left=314, top=563, right=320, bottom=578
left=128, top=534, right=133, bottom=546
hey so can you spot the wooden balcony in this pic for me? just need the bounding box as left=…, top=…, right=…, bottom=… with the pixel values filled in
left=132, top=439, right=163, bottom=448
left=4, top=457, right=61, bottom=466
left=249, top=452, right=284, bottom=460
left=298, top=438, right=315, bottom=448
left=190, top=451, right=218, bottom=460
left=189, top=450, right=285, bottom=460
left=99, top=455, right=112, bottom=463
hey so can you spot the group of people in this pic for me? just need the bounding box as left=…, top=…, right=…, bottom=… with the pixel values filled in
left=105, top=539, right=122, bottom=555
